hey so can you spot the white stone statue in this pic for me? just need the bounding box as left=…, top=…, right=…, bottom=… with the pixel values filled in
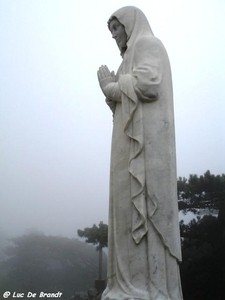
left=97, top=6, right=183, bottom=300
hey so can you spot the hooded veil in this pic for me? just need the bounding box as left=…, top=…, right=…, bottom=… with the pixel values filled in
left=102, top=6, right=183, bottom=300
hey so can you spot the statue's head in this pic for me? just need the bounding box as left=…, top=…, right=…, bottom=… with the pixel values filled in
left=108, top=17, right=127, bottom=56
left=108, top=6, right=153, bottom=57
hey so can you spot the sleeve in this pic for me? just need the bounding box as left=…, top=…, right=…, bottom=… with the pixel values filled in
left=105, top=97, right=117, bottom=115
left=132, top=36, right=163, bottom=102
left=104, top=82, right=121, bottom=102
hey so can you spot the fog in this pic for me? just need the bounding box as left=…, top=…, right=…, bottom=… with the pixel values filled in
left=1, top=0, right=224, bottom=239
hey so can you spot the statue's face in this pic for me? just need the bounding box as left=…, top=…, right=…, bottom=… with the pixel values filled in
left=109, top=18, right=127, bottom=50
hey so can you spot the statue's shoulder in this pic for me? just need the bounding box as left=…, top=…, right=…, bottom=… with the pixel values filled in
left=136, top=35, right=163, bottom=48
left=134, top=35, right=165, bottom=56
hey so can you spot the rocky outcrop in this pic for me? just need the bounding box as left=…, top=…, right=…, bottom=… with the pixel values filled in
left=68, top=288, right=102, bottom=300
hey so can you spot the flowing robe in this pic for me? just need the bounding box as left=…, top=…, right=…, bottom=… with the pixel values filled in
left=101, top=7, right=183, bottom=300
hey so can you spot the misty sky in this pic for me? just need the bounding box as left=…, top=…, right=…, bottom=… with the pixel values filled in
left=1, top=0, right=224, bottom=239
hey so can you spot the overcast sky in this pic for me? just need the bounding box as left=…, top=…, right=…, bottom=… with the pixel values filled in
left=1, top=0, right=224, bottom=239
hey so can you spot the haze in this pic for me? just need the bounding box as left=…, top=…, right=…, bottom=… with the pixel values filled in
left=1, top=0, right=224, bottom=239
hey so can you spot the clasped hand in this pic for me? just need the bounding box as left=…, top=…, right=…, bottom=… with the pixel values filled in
left=97, top=65, right=116, bottom=96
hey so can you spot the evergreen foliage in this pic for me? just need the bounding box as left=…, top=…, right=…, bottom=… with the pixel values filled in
left=180, top=215, right=224, bottom=299
left=77, top=221, right=108, bottom=280
left=77, top=221, right=108, bottom=250
left=178, top=170, right=225, bottom=209
left=178, top=171, right=225, bottom=299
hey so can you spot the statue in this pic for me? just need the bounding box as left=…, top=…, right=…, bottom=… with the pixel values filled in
left=97, top=6, right=183, bottom=300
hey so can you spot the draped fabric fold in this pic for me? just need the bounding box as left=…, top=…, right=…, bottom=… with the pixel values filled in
left=119, top=75, right=148, bottom=245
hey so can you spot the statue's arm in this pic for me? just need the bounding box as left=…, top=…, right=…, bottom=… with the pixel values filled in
left=104, top=82, right=121, bottom=102
left=133, top=36, right=163, bottom=102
